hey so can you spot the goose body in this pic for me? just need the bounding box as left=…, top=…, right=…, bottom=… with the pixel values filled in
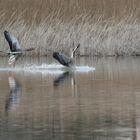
left=53, top=52, right=73, bottom=67
left=53, top=44, right=80, bottom=67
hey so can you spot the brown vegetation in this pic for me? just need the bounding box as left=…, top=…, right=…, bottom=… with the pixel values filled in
left=0, top=0, right=140, bottom=56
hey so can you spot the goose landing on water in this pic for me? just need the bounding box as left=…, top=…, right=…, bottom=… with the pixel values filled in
left=4, top=30, right=34, bottom=65
left=53, top=43, right=80, bottom=67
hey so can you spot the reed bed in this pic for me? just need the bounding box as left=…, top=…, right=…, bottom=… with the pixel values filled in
left=0, top=0, right=140, bottom=56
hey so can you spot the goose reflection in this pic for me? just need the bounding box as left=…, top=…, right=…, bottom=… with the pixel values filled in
left=5, top=76, right=22, bottom=113
left=53, top=71, right=73, bottom=87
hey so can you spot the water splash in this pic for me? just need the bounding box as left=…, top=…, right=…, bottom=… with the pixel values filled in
left=23, top=63, right=68, bottom=74
left=0, top=63, right=95, bottom=74
left=74, top=66, right=96, bottom=72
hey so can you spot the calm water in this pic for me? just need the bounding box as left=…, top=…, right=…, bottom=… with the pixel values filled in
left=0, top=56, right=140, bottom=140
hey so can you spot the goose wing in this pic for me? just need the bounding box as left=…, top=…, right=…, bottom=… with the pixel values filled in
left=4, top=31, right=21, bottom=52
left=53, top=52, right=72, bottom=67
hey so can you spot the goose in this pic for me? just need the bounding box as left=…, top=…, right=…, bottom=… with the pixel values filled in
left=53, top=43, right=80, bottom=67
left=4, top=30, right=34, bottom=65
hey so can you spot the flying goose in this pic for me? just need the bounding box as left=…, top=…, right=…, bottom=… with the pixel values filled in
left=53, top=43, right=80, bottom=67
left=4, top=30, right=34, bottom=65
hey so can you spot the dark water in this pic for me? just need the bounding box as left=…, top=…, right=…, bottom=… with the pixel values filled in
left=0, top=56, right=140, bottom=140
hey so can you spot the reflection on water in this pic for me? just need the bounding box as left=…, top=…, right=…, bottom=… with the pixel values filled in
left=5, top=76, right=22, bottom=115
left=53, top=71, right=73, bottom=87
left=0, top=57, right=140, bottom=140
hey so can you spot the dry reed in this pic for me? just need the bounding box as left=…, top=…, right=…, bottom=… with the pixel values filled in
left=0, top=0, right=140, bottom=56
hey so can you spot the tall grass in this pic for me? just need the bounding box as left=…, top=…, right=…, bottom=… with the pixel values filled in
left=1, top=0, right=140, bottom=22
left=0, top=0, right=140, bottom=56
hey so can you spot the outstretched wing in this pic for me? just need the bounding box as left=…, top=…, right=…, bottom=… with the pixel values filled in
left=4, top=31, right=13, bottom=51
left=53, top=52, right=73, bottom=67
left=4, top=30, right=21, bottom=52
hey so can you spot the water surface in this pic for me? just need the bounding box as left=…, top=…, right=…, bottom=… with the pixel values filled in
left=0, top=56, right=140, bottom=140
